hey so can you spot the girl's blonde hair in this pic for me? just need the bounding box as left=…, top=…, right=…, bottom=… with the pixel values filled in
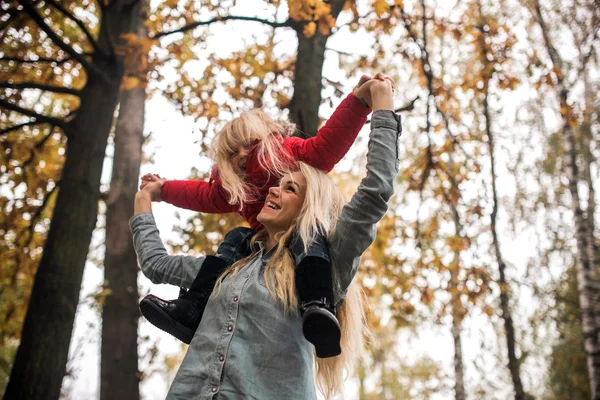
left=215, top=162, right=369, bottom=399
left=211, top=109, right=296, bottom=209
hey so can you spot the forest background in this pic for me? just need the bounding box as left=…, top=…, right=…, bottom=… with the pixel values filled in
left=0, top=0, right=599, bottom=399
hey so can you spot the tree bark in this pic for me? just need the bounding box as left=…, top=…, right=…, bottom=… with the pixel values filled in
left=100, top=91, right=144, bottom=400
left=4, top=2, right=142, bottom=399
left=449, top=213, right=466, bottom=400
left=532, top=1, right=600, bottom=397
left=564, top=92, right=600, bottom=399
left=100, top=3, right=147, bottom=396
left=450, top=298, right=466, bottom=400
left=288, top=31, right=327, bottom=137
left=483, top=88, right=525, bottom=400
left=288, top=0, right=347, bottom=137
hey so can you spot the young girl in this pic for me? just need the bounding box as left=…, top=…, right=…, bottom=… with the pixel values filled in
left=139, top=76, right=383, bottom=358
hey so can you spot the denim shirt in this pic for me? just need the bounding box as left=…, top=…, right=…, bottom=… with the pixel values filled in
left=130, top=110, right=402, bottom=399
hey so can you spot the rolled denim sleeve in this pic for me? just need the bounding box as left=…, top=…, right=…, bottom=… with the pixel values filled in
left=329, top=110, right=401, bottom=305
left=130, top=212, right=204, bottom=288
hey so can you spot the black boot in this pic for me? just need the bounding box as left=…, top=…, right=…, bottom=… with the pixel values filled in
left=292, top=233, right=341, bottom=358
left=140, top=255, right=228, bottom=344
left=140, top=227, right=254, bottom=344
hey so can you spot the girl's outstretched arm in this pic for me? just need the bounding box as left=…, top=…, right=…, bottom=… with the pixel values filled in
left=285, top=77, right=373, bottom=173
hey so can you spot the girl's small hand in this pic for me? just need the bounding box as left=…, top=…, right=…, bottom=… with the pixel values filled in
left=140, top=173, right=166, bottom=190
left=353, top=75, right=372, bottom=107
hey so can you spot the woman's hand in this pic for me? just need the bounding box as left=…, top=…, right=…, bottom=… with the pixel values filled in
left=353, top=72, right=394, bottom=108
left=134, top=174, right=165, bottom=215
left=140, top=180, right=164, bottom=202
left=140, top=173, right=166, bottom=201
left=140, top=173, right=166, bottom=190
left=370, top=78, right=395, bottom=111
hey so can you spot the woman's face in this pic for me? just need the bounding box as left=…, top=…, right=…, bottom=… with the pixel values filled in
left=256, top=171, right=306, bottom=232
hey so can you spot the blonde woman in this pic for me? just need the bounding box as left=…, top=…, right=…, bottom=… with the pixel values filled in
left=137, top=76, right=376, bottom=358
left=130, top=78, right=401, bottom=399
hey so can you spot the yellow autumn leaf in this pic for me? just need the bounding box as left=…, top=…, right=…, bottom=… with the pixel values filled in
left=303, top=21, right=317, bottom=38
left=121, top=76, right=140, bottom=90
left=374, top=0, right=389, bottom=16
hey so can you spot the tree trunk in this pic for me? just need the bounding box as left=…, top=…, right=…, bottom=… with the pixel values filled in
left=563, top=91, right=600, bottom=399
left=450, top=267, right=466, bottom=400
left=532, top=1, right=600, bottom=396
left=4, top=2, right=142, bottom=399
left=100, top=5, right=147, bottom=395
left=288, top=0, right=347, bottom=137
left=288, top=31, right=327, bottom=137
left=483, top=89, right=525, bottom=400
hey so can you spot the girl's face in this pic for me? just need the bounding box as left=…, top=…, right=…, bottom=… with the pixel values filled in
left=256, top=171, right=306, bottom=232
left=229, top=144, right=253, bottom=176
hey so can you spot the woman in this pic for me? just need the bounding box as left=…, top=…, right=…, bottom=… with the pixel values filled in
left=130, top=78, right=401, bottom=399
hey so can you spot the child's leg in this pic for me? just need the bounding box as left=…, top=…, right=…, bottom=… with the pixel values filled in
left=290, top=230, right=341, bottom=358
left=140, top=227, right=254, bottom=344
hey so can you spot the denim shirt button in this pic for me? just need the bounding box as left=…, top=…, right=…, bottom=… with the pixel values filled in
left=219, top=355, right=225, bottom=362
left=211, top=386, right=218, bottom=393
left=233, top=296, right=239, bottom=302
left=227, top=325, right=233, bottom=332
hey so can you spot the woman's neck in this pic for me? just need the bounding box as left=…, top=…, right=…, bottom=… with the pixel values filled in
left=264, top=233, right=277, bottom=252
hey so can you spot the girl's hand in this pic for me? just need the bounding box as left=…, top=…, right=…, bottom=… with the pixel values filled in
left=139, top=173, right=166, bottom=202
left=353, top=75, right=372, bottom=107
left=140, top=173, right=166, bottom=190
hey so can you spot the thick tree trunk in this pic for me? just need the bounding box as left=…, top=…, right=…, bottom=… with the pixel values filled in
left=4, top=2, right=142, bottom=399
left=100, top=4, right=147, bottom=397
left=483, top=91, right=525, bottom=400
left=288, top=0, right=346, bottom=137
left=100, top=55, right=146, bottom=400
left=288, top=31, right=327, bottom=137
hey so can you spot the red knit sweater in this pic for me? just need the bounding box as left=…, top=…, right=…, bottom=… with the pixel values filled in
left=161, top=93, right=371, bottom=230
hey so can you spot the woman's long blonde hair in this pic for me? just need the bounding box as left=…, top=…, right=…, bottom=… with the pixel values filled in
left=211, top=110, right=296, bottom=209
left=215, top=162, right=369, bottom=399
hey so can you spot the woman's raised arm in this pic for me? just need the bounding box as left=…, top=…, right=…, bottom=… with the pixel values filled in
left=328, top=79, right=401, bottom=305
left=130, top=187, right=205, bottom=288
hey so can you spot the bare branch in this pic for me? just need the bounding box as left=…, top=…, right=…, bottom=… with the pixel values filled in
left=364, top=96, right=420, bottom=124
left=0, top=121, right=41, bottom=136
left=20, top=0, right=111, bottom=84
left=395, top=96, right=419, bottom=113
left=325, top=47, right=353, bottom=56
left=531, top=0, right=564, bottom=79
left=14, top=183, right=59, bottom=249
left=0, top=97, right=69, bottom=132
left=151, top=15, right=292, bottom=39
left=44, top=0, right=102, bottom=55
left=0, top=56, right=74, bottom=64
left=0, top=81, right=79, bottom=96
left=21, top=125, right=57, bottom=171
